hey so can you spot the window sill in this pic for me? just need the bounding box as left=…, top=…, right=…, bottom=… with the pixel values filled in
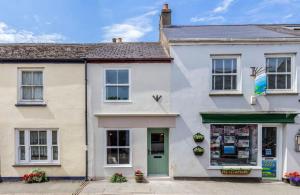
left=13, top=163, right=61, bottom=167
left=104, top=164, right=132, bottom=168
left=266, top=91, right=298, bottom=95
left=104, top=100, right=132, bottom=103
left=209, top=91, right=243, bottom=96
left=207, top=166, right=261, bottom=170
left=15, top=102, right=47, bottom=107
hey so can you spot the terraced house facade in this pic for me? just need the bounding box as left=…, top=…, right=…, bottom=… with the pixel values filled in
left=1, top=3, right=300, bottom=182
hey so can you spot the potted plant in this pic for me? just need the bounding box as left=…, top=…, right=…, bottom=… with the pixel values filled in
left=285, top=171, right=300, bottom=186
left=193, top=133, right=204, bottom=142
left=21, top=169, right=48, bottom=184
left=193, top=146, right=204, bottom=156
left=110, top=173, right=127, bottom=183
left=283, top=172, right=292, bottom=183
left=135, top=169, right=144, bottom=183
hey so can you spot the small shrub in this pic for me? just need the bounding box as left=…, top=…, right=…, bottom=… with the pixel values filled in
left=22, top=169, right=48, bottom=183
left=110, top=173, right=127, bottom=183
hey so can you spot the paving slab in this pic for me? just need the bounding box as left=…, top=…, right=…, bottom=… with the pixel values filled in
left=0, top=181, right=82, bottom=195
left=80, top=179, right=300, bottom=195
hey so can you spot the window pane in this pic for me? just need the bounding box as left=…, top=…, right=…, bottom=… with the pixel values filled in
left=107, top=148, right=118, bottom=164
left=33, top=87, right=43, bottom=100
left=22, top=86, right=32, bottom=100
left=106, top=70, right=117, bottom=84
left=212, top=76, right=215, bottom=90
left=151, top=133, right=164, bottom=155
left=210, top=125, right=258, bottom=166
left=19, top=146, right=25, bottom=160
left=232, top=59, right=237, bottom=73
left=52, top=146, right=58, bottom=160
left=287, top=75, right=291, bottom=89
left=118, top=86, right=129, bottom=100
left=232, top=75, right=237, bottom=89
left=107, top=131, right=118, bottom=146
left=277, top=75, right=286, bottom=89
left=118, top=70, right=129, bottom=84
left=106, top=86, right=118, bottom=100
left=33, top=72, right=43, bottom=85
left=267, top=75, right=276, bottom=89
left=266, top=58, right=276, bottom=72
left=224, top=75, right=232, bottom=90
left=31, top=146, right=39, bottom=160
left=40, top=146, right=47, bottom=160
left=213, top=59, right=223, bottom=73
left=119, top=131, right=129, bottom=146
left=119, top=148, right=130, bottom=164
left=277, top=58, right=286, bottom=72
left=224, top=59, right=233, bottom=73
left=214, top=76, right=223, bottom=90
left=262, top=127, right=277, bottom=158
left=287, top=58, right=291, bottom=72
left=22, top=72, right=32, bottom=85
left=52, top=131, right=57, bottom=145
left=39, top=131, right=47, bottom=145
left=19, top=131, right=25, bottom=145
left=30, top=131, right=39, bottom=145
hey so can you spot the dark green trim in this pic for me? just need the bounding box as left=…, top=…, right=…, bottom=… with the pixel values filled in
left=200, top=113, right=298, bottom=123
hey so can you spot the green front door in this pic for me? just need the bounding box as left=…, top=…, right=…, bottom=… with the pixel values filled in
left=147, top=128, right=169, bottom=175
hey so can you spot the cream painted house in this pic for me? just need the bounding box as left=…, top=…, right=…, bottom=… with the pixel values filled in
left=0, top=44, right=87, bottom=180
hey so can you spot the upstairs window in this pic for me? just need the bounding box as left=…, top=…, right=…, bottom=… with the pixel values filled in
left=266, top=57, right=292, bottom=90
left=105, top=69, right=130, bottom=101
left=19, top=70, right=43, bottom=102
left=212, top=58, right=238, bottom=91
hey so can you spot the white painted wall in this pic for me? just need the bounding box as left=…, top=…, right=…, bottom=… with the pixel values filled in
left=87, top=62, right=172, bottom=179
left=169, top=43, right=300, bottom=177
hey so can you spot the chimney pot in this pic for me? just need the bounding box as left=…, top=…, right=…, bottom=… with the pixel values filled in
left=117, top=38, right=122, bottom=43
left=163, top=3, right=169, bottom=11
left=112, top=38, right=117, bottom=43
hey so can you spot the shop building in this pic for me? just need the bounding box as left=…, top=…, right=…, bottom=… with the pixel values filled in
left=160, top=4, right=300, bottom=180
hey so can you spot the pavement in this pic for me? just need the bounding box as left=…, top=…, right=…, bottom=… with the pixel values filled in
left=0, top=179, right=299, bottom=195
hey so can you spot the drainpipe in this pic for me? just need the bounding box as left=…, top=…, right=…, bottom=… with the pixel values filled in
left=84, top=59, right=89, bottom=181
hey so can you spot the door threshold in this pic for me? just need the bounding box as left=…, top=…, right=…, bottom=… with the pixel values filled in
left=147, top=175, right=172, bottom=181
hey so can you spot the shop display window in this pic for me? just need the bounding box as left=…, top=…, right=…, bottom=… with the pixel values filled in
left=210, top=124, right=258, bottom=166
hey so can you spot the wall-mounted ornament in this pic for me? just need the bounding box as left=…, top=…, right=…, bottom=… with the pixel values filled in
left=152, top=94, right=162, bottom=102
left=193, top=132, right=205, bottom=142
left=193, top=146, right=204, bottom=156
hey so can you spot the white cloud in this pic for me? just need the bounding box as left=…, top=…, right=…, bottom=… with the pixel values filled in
left=102, top=10, right=158, bottom=42
left=191, top=16, right=225, bottom=23
left=283, top=14, right=293, bottom=19
left=0, top=21, right=64, bottom=43
left=213, top=0, right=235, bottom=13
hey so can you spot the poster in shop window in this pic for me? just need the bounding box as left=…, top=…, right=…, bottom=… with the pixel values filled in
left=262, top=160, right=276, bottom=178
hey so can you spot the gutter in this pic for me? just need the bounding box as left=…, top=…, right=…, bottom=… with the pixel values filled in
left=84, top=59, right=89, bottom=181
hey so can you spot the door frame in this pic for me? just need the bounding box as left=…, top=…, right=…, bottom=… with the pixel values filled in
left=147, top=128, right=169, bottom=176
left=261, top=124, right=283, bottom=180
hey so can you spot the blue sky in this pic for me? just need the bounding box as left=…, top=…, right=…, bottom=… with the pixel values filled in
left=0, top=0, right=299, bottom=43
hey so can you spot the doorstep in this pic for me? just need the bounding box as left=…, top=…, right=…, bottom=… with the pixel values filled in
left=147, top=175, right=172, bottom=181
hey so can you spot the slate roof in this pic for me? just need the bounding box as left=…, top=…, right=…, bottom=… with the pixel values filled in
left=162, top=25, right=300, bottom=41
left=0, top=42, right=170, bottom=61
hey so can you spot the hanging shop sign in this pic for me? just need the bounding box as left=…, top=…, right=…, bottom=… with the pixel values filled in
left=255, top=73, right=267, bottom=96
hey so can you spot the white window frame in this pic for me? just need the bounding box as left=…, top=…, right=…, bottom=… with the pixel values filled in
left=265, top=54, right=297, bottom=94
left=104, top=129, right=132, bottom=167
left=17, top=68, right=45, bottom=104
left=15, top=129, right=60, bottom=165
left=103, top=68, right=131, bottom=103
left=210, top=55, right=242, bottom=94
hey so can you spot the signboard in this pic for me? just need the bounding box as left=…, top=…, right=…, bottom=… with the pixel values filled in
left=255, top=73, right=267, bottom=95
left=262, top=160, right=276, bottom=178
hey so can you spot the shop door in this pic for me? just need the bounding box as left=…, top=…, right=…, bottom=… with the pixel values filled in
left=147, top=128, right=169, bottom=176
left=262, top=127, right=281, bottom=180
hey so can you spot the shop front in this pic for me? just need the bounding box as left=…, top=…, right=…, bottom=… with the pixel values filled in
left=201, top=112, right=297, bottom=180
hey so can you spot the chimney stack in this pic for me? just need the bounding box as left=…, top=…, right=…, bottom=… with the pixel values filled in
left=160, top=3, right=171, bottom=28
left=112, top=37, right=123, bottom=43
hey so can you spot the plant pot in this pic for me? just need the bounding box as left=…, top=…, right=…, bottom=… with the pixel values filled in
left=289, top=177, right=300, bottom=186
left=282, top=178, right=290, bottom=183
left=193, top=133, right=204, bottom=143
left=135, top=174, right=144, bottom=183
left=193, top=146, right=204, bottom=156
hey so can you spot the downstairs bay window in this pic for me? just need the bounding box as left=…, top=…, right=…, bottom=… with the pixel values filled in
left=210, top=124, right=258, bottom=166
left=16, top=129, right=59, bottom=164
